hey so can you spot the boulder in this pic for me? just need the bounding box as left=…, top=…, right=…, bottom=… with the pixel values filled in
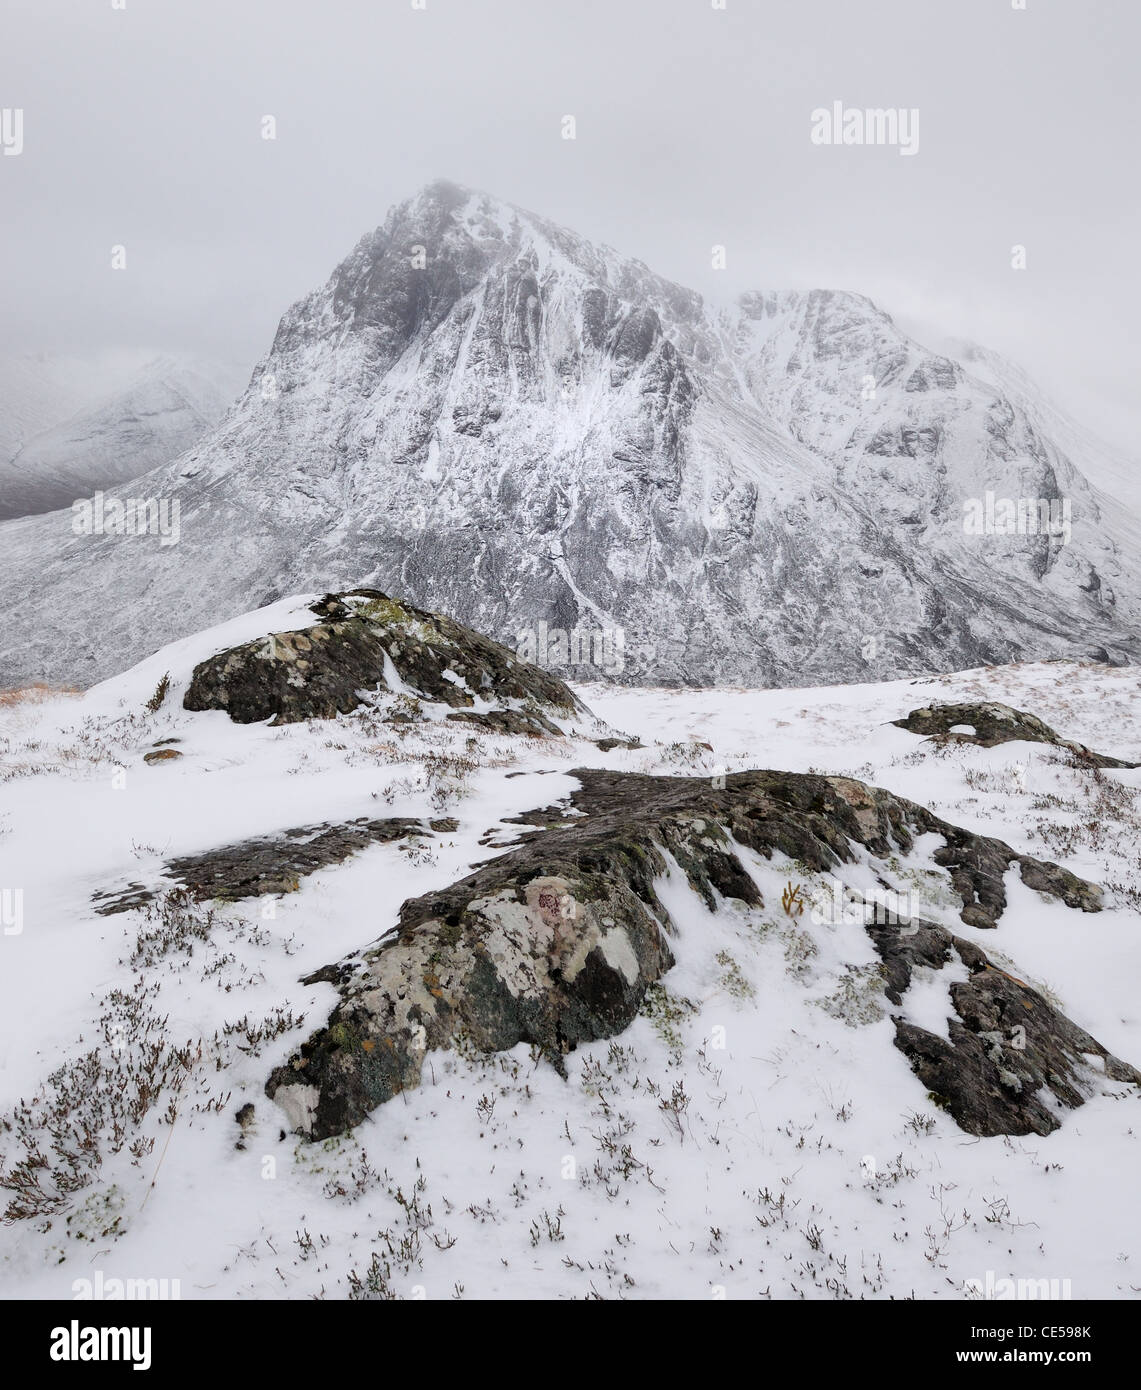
left=183, top=589, right=584, bottom=727
left=142, top=748, right=183, bottom=765
left=892, top=700, right=1138, bottom=768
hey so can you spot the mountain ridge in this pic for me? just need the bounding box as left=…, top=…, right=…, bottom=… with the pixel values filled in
left=0, top=178, right=1137, bottom=689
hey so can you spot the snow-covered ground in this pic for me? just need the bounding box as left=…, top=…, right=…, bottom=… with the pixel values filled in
left=1, top=625, right=1139, bottom=1300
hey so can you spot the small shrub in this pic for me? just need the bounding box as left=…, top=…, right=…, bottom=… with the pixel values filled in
left=781, top=881, right=806, bottom=917
left=145, top=673, right=171, bottom=714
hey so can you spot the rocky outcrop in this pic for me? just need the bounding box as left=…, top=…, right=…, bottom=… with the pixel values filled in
left=268, top=860, right=676, bottom=1140
left=871, top=918, right=1141, bottom=1135
left=892, top=700, right=1138, bottom=768
left=92, top=816, right=436, bottom=914
left=267, top=766, right=1120, bottom=1141
left=183, top=589, right=584, bottom=728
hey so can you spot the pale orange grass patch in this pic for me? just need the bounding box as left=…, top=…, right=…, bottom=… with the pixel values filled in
left=0, top=683, right=80, bottom=708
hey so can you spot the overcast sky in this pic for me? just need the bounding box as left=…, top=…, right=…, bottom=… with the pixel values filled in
left=2, top=0, right=1137, bottom=451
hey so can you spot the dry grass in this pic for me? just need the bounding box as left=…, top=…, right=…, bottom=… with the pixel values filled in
left=0, top=683, right=80, bottom=708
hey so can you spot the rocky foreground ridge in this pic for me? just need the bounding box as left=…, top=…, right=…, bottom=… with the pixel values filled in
left=79, top=591, right=1137, bottom=1146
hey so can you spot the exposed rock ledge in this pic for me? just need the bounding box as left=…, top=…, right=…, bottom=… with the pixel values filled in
left=871, top=917, right=1140, bottom=1136
left=92, top=816, right=442, bottom=914
left=266, top=767, right=1129, bottom=1142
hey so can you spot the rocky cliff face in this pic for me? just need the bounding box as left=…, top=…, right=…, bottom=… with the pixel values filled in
left=1, top=180, right=1138, bottom=689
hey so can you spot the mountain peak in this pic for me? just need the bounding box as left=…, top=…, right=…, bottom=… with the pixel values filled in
left=3, top=187, right=1139, bottom=691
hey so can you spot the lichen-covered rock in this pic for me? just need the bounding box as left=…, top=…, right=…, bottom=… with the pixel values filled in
left=267, top=766, right=1109, bottom=1139
left=267, top=854, right=680, bottom=1139
left=892, top=700, right=1138, bottom=768
left=183, top=588, right=584, bottom=727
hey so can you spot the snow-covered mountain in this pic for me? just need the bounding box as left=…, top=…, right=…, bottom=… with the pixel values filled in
left=942, top=337, right=1141, bottom=535
left=0, top=355, right=239, bottom=521
left=1, top=179, right=1138, bottom=690
left=0, top=351, right=136, bottom=467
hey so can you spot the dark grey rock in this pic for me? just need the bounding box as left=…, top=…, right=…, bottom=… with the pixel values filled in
left=873, top=917, right=1141, bottom=1136
left=892, top=700, right=1138, bottom=768
left=93, top=816, right=429, bottom=913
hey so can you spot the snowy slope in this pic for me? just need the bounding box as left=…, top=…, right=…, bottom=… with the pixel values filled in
left=1, top=604, right=1139, bottom=1300
left=1, top=180, right=1138, bottom=689
left=0, top=356, right=241, bottom=521
left=0, top=352, right=141, bottom=467
left=944, top=338, right=1141, bottom=546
